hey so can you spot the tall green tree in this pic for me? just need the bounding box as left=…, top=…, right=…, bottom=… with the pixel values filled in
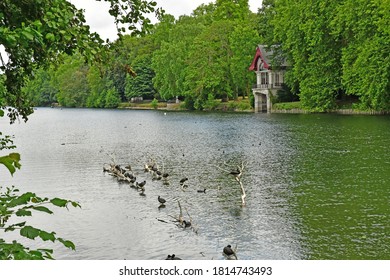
left=332, top=0, right=390, bottom=110
left=55, top=54, right=90, bottom=107
left=152, top=15, right=205, bottom=101
left=22, top=67, right=58, bottom=106
left=125, top=55, right=156, bottom=100
left=230, top=17, right=260, bottom=99
left=271, top=0, right=342, bottom=111
left=184, top=20, right=236, bottom=109
left=86, top=65, right=120, bottom=108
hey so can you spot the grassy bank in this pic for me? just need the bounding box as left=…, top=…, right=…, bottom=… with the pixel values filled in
left=118, top=97, right=253, bottom=112
left=272, top=101, right=389, bottom=114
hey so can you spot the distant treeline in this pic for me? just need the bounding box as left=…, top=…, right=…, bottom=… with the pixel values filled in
left=22, top=0, right=390, bottom=112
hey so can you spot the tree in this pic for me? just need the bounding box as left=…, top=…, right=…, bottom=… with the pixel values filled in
left=184, top=20, right=236, bottom=109
left=0, top=0, right=162, bottom=123
left=152, top=15, right=205, bottom=101
left=214, top=0, right=250, bottom=21
left=55, top=53, right=90, bottom=107
left=270, top=0, right=342, bottom=111
left=22, top=67, right=58, bottom=107
left=125, top=56, right=156, bottom=100
left=332, top=0, right=390, bottom=110
left=229, top=17, right=260, bottom=99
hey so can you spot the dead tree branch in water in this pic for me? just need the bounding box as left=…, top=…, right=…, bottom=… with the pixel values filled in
left=216, top=161, right=247, bottom=206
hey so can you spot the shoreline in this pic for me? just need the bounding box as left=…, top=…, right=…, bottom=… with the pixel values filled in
left=50, top=104, right=390, bottom=115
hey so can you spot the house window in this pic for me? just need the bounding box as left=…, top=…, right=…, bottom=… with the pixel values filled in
left=275, top=73, right=280, bottom=86
left=261, top=72, right=268, bottom=86
left=274, top=72, right=283, bottom=86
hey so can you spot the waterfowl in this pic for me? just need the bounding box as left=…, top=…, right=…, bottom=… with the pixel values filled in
left=162, top=173, right=169, bottom=178
left=223, top=245, right=235, bottom=256
left=182, top=220, right=191, bottom=227
left=165, top=254, right=181, bottom=260
left=180, top=177, right=188, bottom=185
left=137, top=180, right=146, bottom=188
left=197, top=188, right=206, bottom=193
left=158, top=196, right=166, bottom=205
left=229, top=169, right=241, bottom=176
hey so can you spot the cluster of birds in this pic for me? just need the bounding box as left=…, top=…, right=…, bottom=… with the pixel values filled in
left=104, top=160, right=239, bottom=260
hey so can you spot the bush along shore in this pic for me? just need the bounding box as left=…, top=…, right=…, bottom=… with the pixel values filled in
left=116, top=99, right=389, bottom=115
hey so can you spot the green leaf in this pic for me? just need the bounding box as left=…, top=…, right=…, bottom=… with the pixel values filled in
left=0, top=153, right=21, bottom=175
left=50, top=198, right=68, bottom=207
left=71, top=201, right=81, bottom=208
left=4, top=222, right=26, bottom=232
left=8, top=192, right=35, bottom=207
left=20, top=226, right=40, bottom=240
left=39, top=230, right=56, bottom=242
left=45, top=33, right=55, bottom=41
left=15, top=209, right=32, bottom=217
left=32, top=206, right=53, bottom=214
left=22, top=29, right=34, bottom=41
left=58, top=238, right=75, bottom=250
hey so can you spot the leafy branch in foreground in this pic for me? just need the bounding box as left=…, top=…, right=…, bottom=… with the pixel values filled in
left=0, top=186, right=81, bottom=260
left=0, top=109, right=80, bottom=260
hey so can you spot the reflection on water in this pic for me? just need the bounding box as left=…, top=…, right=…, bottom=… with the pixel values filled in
left=0, top=109, right=388, bottom=259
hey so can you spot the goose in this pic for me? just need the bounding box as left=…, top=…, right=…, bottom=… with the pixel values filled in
left=158, top=196, right=166, bottom=205
left=197, top=188, right=206, bottom=193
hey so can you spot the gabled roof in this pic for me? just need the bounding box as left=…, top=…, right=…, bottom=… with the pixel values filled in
left=249, top=45, right=287, bottom=71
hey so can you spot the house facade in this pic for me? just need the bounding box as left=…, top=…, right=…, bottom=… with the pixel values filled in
left=249, top=45, right=286, bottom=113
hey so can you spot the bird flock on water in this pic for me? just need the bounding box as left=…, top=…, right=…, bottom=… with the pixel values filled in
left=103, top=157, right=240, bottom=260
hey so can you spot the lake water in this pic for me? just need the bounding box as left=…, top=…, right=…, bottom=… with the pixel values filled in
left=1, top=108, right=389, bottom=260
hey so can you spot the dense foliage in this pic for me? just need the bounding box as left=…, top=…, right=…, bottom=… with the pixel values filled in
left=0, top=0, right=161, bottom=122
left=260, top=0, right=390, bottom=112
left=2, top=0, right=389, bottom=114
left=11, top=0, right=260, bottom=110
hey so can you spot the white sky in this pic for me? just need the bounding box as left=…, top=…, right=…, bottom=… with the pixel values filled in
left=70, top=0, right=263, bottom=41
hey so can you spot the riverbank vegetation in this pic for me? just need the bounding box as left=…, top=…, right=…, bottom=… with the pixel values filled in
left=2, top=0, right=388, bottom=115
